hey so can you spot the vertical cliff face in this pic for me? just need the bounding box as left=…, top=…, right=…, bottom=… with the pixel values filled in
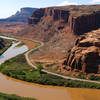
left=28, top=8, right=100, bottom=36
left=28, top=9, right=45, bottom=24
left=63, top=31, right=100, bottom=74
left=17, top=5, right=100, bottom=67
left=72, top=11, right=100, bottom=35
left=28, top=8, right=70, bottom=24
left=27, top=8, right=73, bottom=43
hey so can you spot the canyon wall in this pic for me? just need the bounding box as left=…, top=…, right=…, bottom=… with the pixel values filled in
left=72, top=11, right=100, bottom=35
left=28, top=8, right=100, bottom=35
left=17, top=5, right=100, bottom=72
left=63, top=31, right=100, bottom=74
left=28, top=8, right=69, bottom=24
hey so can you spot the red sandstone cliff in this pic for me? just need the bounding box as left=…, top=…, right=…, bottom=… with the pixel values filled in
left=63, top=30, right=100, bottom=74
left=15, top=5, right=100, bottom=71
left=28, top=8, right=69, bottom=24
left=28, top=6, right=100, bottom=35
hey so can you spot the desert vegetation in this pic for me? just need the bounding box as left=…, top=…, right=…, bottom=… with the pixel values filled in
left=0, top=92, right=36, bottom=100
left=14, top=42, right=25, bottom=48
left=0, top=54, right=100, bottom=89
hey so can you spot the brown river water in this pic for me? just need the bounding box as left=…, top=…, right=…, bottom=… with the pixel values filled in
left=0, top=73, right=71, bottom=100
left=0, top=36, right=71, bottom=100
left=1, top=73, right=100, bottom=100
left=0, top=36, right=100, bottom=100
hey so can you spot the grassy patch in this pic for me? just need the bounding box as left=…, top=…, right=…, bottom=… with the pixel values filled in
left=1, top=54, right=100, bottom=89
left=89, top=76, right=100, bottom=81
left=35, top=43, right=41, bottom=48
left=75, top=73, right=86, bottom=79
left=30, top=48, right=39, bottom=54
left=0, top=92, right=36, bottom=100
left=14, top=42, right=25, bottom=48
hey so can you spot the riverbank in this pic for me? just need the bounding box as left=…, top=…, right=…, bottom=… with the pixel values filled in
left=0, top=73, right=69, bottom=100
left=0, top=35, right=100, bottom=100
left=1, top=54, right=100, bottom=89
left=0, top=36, right=71, bottom=100
left=0, top=35, right=100, bottom=89
left=0, top=92, right=36, bottom=100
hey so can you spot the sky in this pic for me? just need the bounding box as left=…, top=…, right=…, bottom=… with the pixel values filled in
left=0, top=0, right=100, bottom=18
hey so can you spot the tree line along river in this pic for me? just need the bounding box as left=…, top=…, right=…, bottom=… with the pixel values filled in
left=0, top=36, right=100, bottom=100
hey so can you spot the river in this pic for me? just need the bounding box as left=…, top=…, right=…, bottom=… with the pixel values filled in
left=0, top=36, right=71, bottom=100
left=0, top=73, right=70, bottom=100
left=0, top=36, right=100, bottom=100
left=0, top=36, right=28, bottom=64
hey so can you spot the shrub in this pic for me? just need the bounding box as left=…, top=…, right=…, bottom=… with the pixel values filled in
left=89, top=76, right=100, bottom=81
left=1, top=54, right=100, bottom=89
left=37, top=64, right=43, bottom=73
left=0, top=92, right=36, bottom=100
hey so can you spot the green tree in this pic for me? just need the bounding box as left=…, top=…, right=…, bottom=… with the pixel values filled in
left=37, top=64, right=43, bottom=73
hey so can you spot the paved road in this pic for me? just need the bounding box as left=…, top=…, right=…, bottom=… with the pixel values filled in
left=24, top=38, right=100, bottom=84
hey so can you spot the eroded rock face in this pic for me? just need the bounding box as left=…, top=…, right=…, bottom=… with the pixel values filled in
left=64, top=31, right=100, bottom=74
left=72, top=11, right=100, bottom=35
left=28, top=7, right=100, bottom=35
left=16, top=5, right=100, bottom=64
left=28, top=8, right=45, bottom=24
left=28, top=8, right=69, bottom=24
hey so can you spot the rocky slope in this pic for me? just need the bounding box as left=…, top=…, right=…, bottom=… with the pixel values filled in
left=28, top=5, right=100, bottom=37
left=14, top=5, right=100, bottom=73
left=17, top=5, right=100, bottom=43
left=63, top=29, right=100, bottom=74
